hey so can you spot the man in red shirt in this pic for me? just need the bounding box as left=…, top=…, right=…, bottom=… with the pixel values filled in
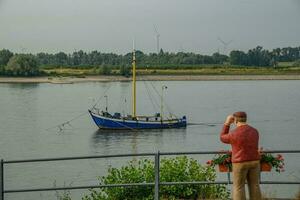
left=220, top=111, right=261, bottom=200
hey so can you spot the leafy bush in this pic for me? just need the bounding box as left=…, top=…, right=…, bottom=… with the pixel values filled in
left=56, top=190, right=72, bottom=200
left=82, top=156, right=230, bottom=200
left=5, top=54, right=39, bottom=76
left=99, top=65, right=112, bottom=75
left=0, top=66, right=5, bottom=75
left=119, top=65, right=131, bottom=77
left=159, top=156, right=229, bottom=200
left=54, top=181, right=72, bottom=200
left=0, top=49, right=13, bottom=66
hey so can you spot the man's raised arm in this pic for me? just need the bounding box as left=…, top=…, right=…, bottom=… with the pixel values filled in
left=220, top=115, right=234, bottom=144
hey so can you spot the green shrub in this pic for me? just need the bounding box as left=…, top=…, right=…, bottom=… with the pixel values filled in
left=5, top=54, right=39, bottom=76
left=99, top=65, right=112, bottom=75
left=54, top=181, right=72, bottom=200
left=82, top=156, right=230, bottom=200
left=0, top=66, right=5, bottom=75
left=119, top=65, right=131, bottom=77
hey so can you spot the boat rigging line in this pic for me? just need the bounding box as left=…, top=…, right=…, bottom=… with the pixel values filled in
left=143, top=80, right=160, bottom=111
left=187, top=118, right=295, bottom=127
left=45, top=84, right=113, bottom=132
left=91, top=84, right=113, bottom=109
left=45, top=112, right=88, bottom=132
left=141, top=76, right=177, bottom=118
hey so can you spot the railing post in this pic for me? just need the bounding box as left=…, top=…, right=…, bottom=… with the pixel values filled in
left=259, top=162, right=262, bottom=183
left=227, top=171, right=231, bottom=185
left=0, top=159, right=4, bottom=200
left=154, top=151, right=160, bottom=200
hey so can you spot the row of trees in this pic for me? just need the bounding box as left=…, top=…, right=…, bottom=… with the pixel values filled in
left=33, top=46, right=300, bottom=67
left=0, top=50, right=39, bottom=76
left=229, top=46, right=300, bottom=67
left=0, top=46, right=300, bottom=76
left=34, top=50, right=229, bottom=67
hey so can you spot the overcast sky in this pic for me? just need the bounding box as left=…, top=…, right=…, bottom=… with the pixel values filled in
left=0, top=0, right=299, bottom=54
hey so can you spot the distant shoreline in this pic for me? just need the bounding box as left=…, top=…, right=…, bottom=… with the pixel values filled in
left=1, top=75, right=300, bottom=83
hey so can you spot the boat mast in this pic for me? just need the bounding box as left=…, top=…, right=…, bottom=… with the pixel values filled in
left=104, top=95, right=108, bottom=112
left=161, top=85, right=167, bottom=121
left=132, top=41, right=137, bottom=118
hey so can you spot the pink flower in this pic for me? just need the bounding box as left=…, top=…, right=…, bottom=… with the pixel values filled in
left=206, top=160, right=212, bottom=165
left=277, top=154, right=282, bottom=157
left=276, top=154, right=284, bottom=160
left=279, top=165, right=284, bottom=169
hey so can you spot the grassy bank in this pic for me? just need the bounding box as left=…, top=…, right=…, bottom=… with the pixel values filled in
left=42, top=66, right=300, bottom=77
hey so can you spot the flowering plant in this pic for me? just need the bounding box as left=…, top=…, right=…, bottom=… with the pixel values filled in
left=260, top=152, right=285, bottom=173
left=206, top=150, right=232, bottom=171
left=206, top=149, right=285, bottom=173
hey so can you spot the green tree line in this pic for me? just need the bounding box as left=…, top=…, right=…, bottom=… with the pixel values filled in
left=1, top=46, right=300, bottom=76
left=229, top=46, right=300, bottom=67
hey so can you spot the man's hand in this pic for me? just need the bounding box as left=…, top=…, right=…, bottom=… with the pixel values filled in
left=225, top=115, right=234, bottom=125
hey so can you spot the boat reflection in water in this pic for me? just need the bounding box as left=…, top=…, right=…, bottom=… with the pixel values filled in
left=90, top=128, right=187, bottom=155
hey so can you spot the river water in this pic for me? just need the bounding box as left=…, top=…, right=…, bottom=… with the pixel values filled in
left=0, top=80, right=299, bottom=199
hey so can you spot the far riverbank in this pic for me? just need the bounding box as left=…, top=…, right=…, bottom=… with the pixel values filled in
left=1, top=75, right=300, bottom=83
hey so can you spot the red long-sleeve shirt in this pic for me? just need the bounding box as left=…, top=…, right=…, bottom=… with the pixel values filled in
left=220, top=124, right=260, bottom=163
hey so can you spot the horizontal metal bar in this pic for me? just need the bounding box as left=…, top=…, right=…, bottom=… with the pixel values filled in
left=160, top=181, right=230, bottom=185
left=160, top=181, right=300, bottom=185
left=160, top=151, right=225, bottom=156
left=262, top=150, right=300, bottom=154
left=160, top=150, right=300, bottom=156
left=4, top=150, right=300, bottom=164
left=4, top=183, right=155, bottom=193
left=4, top=181, right=300, bottom=194
left=260, top=181, right=300, bottom=184
left=4, top=153, right=155, bottom=164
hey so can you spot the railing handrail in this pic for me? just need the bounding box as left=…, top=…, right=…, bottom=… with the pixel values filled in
left=4, top=181, right=300, bottom=194
left=3, top=152, right=156, bottom=164
left=1, top=150, right=300, bottom=200
left=3, top=150, right=300, bottom=164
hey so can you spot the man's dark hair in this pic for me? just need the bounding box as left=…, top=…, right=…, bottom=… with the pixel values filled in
left=233, top=111, right=247, bottom=123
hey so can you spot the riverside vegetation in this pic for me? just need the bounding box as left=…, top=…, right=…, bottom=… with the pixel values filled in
left=55, top=156, right=300, bottom=200
left=57, top=156, right=230, bottom=200
left=0, top=46, right=300, bottom=77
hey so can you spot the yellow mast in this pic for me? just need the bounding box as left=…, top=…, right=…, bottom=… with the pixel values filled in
left=161, top=85, right=167, bottom=121
left=132, top=43, right=137, bottom=118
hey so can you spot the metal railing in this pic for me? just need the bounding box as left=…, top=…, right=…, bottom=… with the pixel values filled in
left=1, top=150, right=300, bottom=200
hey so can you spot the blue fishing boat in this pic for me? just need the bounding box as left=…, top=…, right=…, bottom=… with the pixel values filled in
left=89, top=46, right=187, bottom=130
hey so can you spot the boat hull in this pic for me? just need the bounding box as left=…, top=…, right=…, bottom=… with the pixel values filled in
left=89, top=110, right=187, bottom=130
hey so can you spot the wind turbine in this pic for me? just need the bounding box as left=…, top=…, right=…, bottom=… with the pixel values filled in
left=217, top=37, right=233, bottom=55
left=153, top=25, right=160, bottom=54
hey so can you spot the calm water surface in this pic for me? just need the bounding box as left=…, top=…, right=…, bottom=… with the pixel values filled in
left=0, top=80, right=299, bottom=199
